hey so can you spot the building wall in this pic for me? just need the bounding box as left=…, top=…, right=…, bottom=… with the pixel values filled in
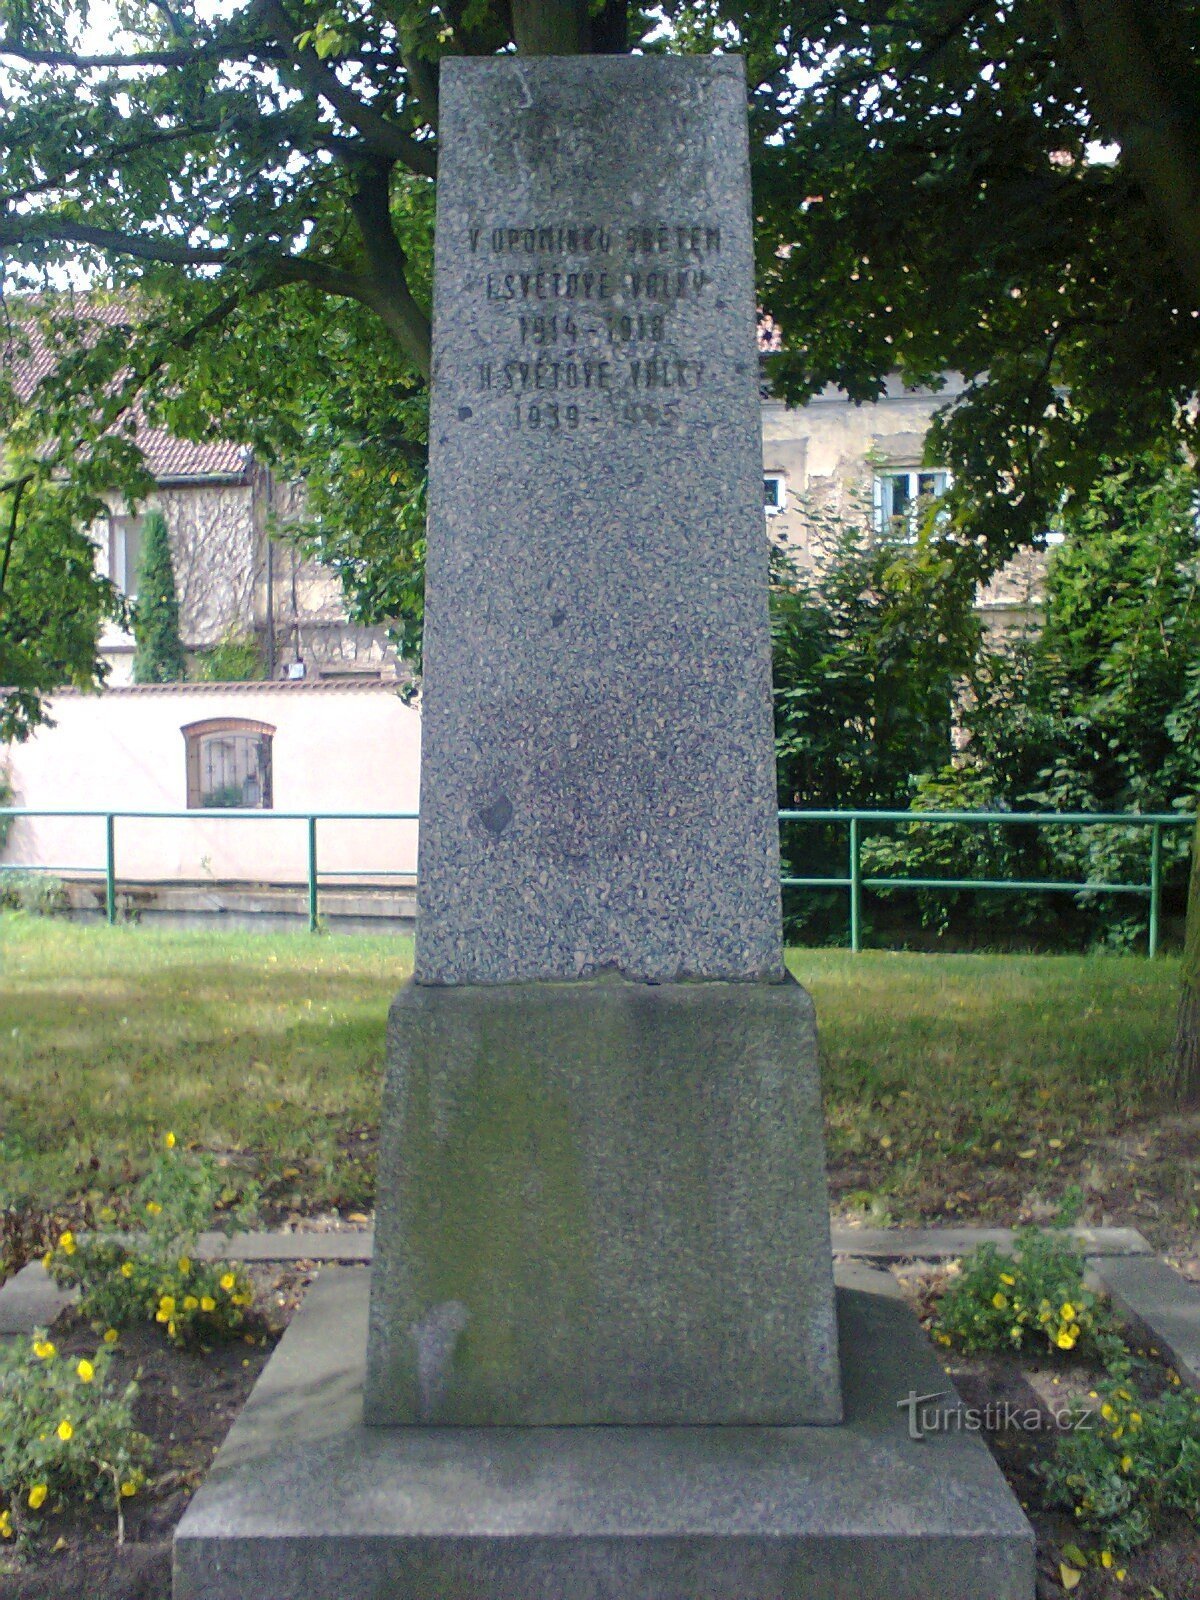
left=97, top=481, right=262, bottom=683
left=761, top=379, right=1045, bottom=630
left=2, top=683, right=421, bottom=884
left=96, top=473, right=401, bottom=684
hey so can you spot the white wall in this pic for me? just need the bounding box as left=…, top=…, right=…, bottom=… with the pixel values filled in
left=2, top=683, right=421, bottom=884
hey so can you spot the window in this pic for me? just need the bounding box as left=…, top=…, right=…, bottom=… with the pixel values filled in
left=183, top=720, right=274, bottom=810
left=108, top=515, right=145, bottom=598
left=763, top=472, right=787, bottom=515
left=873, top=469, right=950, bottom=540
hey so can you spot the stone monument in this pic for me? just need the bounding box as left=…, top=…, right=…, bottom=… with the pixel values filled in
left=174, top=52, right=1035, bottom=1600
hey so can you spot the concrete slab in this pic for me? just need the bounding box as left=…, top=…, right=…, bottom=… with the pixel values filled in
left=831, top=1225, right=1151, bottom=1259
left=1090, top=1254, right=1200, bottom=1391
left=0, top=1262, right=76, bottom=1335
left=173, top=1269, right=1034, bottom=1600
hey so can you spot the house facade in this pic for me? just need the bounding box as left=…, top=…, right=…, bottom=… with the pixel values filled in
left=95, top=445, right=402, bottom=686
left=762, top=375, right=1043, bottom=636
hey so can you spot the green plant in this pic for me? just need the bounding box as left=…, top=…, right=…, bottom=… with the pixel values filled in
left=1043, top=1378, right=1200, bottom=1553
left=200, top=783, right=249, bottom=810
left=131, top=510, right=186, bottom=684
left=45, top=1136, right=258, bottom=1348
left=0, top=1331, right=149, bottom=1546
left=0, top=765, right=12, bottom=852
left=934, top=1228, right=1125, bottom=1365
left=194, top=628, right=265, bottom=683
left=0, top=871, right=66, bottom=916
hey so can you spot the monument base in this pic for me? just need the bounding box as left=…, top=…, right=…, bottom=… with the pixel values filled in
left=173, top=1270, right=1035, bottom=1600
left=367, top=975, right=841, bottom=1425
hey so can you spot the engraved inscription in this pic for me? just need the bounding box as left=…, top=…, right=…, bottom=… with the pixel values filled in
left=461, top=217, right=726, bottom=432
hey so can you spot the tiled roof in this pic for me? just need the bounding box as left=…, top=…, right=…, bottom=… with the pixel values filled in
left=53, top=679, right=405, bottom=695
left=4, top=297, right=253, bottom=482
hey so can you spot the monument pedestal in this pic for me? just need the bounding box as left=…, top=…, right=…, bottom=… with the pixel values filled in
left=366, top=976, right=841, bottom=1426
left=173, top=1269, right=1035, bottom=1600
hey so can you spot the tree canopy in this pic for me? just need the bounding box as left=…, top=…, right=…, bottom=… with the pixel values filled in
left=0, top=0, right=1197, bottom=738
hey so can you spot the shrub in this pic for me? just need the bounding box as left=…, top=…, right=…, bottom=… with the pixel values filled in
left=1044, top=1379, right=1200, bottom=1552
left=45, top=1136, right=258, bottom=1349
left=131, top=510, right=186, bottom=683
left=194, top=628, right=264, bottom=682
left=0, top=1331, right=149, bottom=1546
left=0, top=871, right=66, bottom=916
left=934, top=1228, right=1125, bottom=1366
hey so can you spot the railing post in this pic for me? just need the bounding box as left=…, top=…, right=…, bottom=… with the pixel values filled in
left=307, top=815, right=319, bottom=933
left=1148, top=821, right=1162, bottom=959
left=849, top=815, right=862, bottom=953
left=105, top=814, right=116, bottom=926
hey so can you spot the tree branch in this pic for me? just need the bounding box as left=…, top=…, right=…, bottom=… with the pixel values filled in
left=0, top=216, right=231, bottom=264
left=0, top=473, right=31, bottom=607
left=346, top=164, right=432, bottom=377
left=0, top=34, right=284, bottom=67
left=257, top=0, right=437, bottom=178
left=1052, top=0, right=1200, bottom=303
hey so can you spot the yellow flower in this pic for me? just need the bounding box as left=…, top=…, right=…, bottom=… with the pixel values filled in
left=56, top=1419, right=73, bottom=1441
left=1129, top=1412, right=1141, bottom=1429
left=1059, top=1302, right=1076, bottom=1322
left=59, top=1231, right=76, bottom=1256
left=145, top=1201, right=162, bottom=1216
left=33, top=1339, right=56, bottom=1360
left=103, top=1328, right=118, bottom=1344
left=0, top=1508, right=11, bottom=1539
left=165, top=1131, right=177, bottom=1149
left=1101, top=1551, right=1113, bottom=1568
left=1055, top=1329, right=1077, bottom=1350
left=183, top=1295, right=199, bottom=1312
left=167, top=1320, right=177, bottom=1338
left=1120, top=1455, right=1133, bottom=1472
left=28, top=1484, right=48, bottom=1510
left=1010, top=1326, right=1021, bottom=1339
left=991, top=1292, right=1008, bottom=1310
left=76, top=1359, right=94, bottom=1383
left=1100, top=1403, right=1117, bottom=1423
left=120, top=1261, right=133, bottom=1278
left=1117, top=1388, right=1132, bottom=1402
left=120, top=1480, right=138, bottom=1498
left=200, top=1296, right=216, bottom=1313
left=158, top=1295, right=176, bottom=1316
left=42, top=1250, right=53, bottom=1269
left=999, top=1273, right=1016, bottom=1287
left=220, top=1273, right=236, bottom=1292
left=177, top=1256, right=191, bottom=1276
left=98, top=1206, right=116, bottom=1223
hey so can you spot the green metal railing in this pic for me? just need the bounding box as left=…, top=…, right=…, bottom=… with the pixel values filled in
left=779, top=809, right=1193, bottom=956
left=0, top=808, right=418, bottom=934
left=0, top=806, right=1192, bottom=950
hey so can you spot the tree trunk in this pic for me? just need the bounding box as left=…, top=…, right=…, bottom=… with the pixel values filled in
left=510, top=0, right=590, bottom=54
left=510, top=0, right=627, bottom=55
left=1171, top=808, right=1200, bottom=1106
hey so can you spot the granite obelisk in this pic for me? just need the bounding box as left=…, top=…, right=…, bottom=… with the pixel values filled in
left=364, top=52, right=842, bottom=1427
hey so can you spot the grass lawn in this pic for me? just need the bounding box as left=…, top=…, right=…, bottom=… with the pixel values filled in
left=1, top=915, right=1195, bottom=1252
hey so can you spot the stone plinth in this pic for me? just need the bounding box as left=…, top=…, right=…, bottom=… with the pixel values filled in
left=416, top=55, right=781, bottom=985
left=365, top=975, right=840, bottom=1425
left=174, top=1270, right=1035, bottom=1600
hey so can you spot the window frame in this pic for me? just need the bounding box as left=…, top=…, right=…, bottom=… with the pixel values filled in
left=872, top=467, right=951, bottom=541
left=763, top=471, right=787, bottom=516
left=108, top=513, right=146, bottom=599
left=182, top=718, right=275, bottom=811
